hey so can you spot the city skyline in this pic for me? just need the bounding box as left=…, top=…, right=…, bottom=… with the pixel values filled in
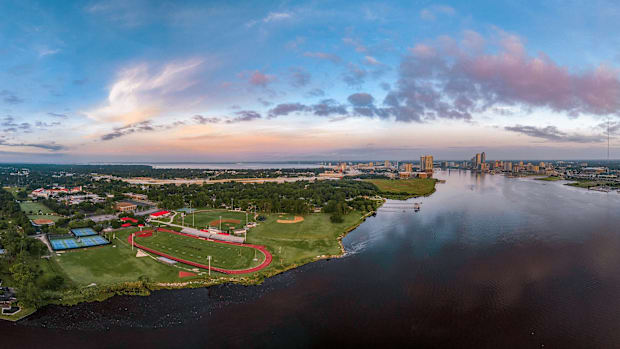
left=2, top=1, right=620, bottom=163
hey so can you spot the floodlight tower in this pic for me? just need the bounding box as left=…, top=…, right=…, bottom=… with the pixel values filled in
left=207, top=255, right=212, bottom=276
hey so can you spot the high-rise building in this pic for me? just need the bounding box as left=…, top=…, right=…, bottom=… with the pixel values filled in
left=404, top=163, right=413, bottom=172
left=420, top=155, right=433, bottom=173
left=384, top=160, right=390, bottom=168
left=481, top=152, right=486, bottom=164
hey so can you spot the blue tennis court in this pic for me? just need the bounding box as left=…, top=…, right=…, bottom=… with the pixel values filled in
left=71, top=227, right=98, bottom=237
left=49, top=235, right=110, bottom=251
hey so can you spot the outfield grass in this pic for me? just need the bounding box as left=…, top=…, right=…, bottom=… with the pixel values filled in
left=135, top=230, right=263, bottom=270
left=53, top=229, right=182, bottom=286
left=19, top=201, right=53, bottom=215
left=172, top=209, right=251, bottom=230
left=277, top=213, right=298, bottom=220
left=364, top=178, right=437, bottom=198
left=27, top=214, right=64, bottom=222
left=247, top=212, right=364, bottom=274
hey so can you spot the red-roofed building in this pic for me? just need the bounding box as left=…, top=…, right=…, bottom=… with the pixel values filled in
left=121, top=223, right=132, bottom=228
left=120, top=217, right=138, bottom=223
left=31, top=186, right=82, bottom=198
left=149, top=210, right=171, bottom=219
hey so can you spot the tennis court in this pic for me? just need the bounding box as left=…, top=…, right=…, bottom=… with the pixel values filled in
left=50, top=235, right=110, bottom=251
left=71, top=227, right=98, bottom=237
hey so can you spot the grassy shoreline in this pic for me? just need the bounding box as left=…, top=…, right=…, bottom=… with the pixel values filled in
left=364, top=178, right=438, bottom=199
left=3, top=211, right=379, bottom=320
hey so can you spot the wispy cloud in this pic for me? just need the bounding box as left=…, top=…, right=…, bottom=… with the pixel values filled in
left=247, top=11, right=293, bottom=27
left=243, top=70, right=276, bottom=87
left=0, top=138, right=65, bottom=151
left=85, top=58, right=205, bottom=124
left=193, top=115, right=221, bottom=124
left=0, top=90, right=23, bottom=104
left=100, top=120, right=185, bottom=141
left=48, top=112, right=68, bottom=118
left=226, top=110, right=261, bottom=123
left=303, top=51, right=342, bottom=64
left=37, top=47, right=60, bottom=57
left=289, top=67, right=311, bottom=87
left=505, top=125, right=606, bottom=143
left=420, top=5, right=456, bottom=21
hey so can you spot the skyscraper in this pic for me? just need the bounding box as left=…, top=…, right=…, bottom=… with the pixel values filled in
left=481, top=152, right=486, bottom=164
left=420, top=155, right=433, bottom=173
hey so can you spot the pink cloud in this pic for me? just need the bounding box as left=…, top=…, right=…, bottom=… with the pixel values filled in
left=245, top=70, right=276, bottom=87
left=384, top=30, right=620, bottom=122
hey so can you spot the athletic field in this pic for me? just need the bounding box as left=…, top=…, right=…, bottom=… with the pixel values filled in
left=172, top=209, right=251, bottom=231
left=53, top=228, right=181, bottom=286
left=134, top=229, right=264, bottom=270
left=19, top=201, right=53, bottom=215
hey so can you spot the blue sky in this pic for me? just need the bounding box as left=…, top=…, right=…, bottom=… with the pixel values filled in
left=1, top=0, right=620, bottom=162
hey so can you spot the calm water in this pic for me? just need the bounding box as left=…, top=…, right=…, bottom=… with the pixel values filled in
left=3, top=170, right=620, bottom=348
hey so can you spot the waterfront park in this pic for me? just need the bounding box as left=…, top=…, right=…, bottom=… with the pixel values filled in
left=49, top=209, right=367, bottom=291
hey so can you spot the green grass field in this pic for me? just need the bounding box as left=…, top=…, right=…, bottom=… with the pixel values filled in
left=172, top=209, right=251, bottom=230
left=135, top=230, right=263, bottom=270
left=19, top=201, right=53, bottom=215
left=53, top=229, right=182, bottom=286
left=47, top=211, right=367, bottom=299
left=27, top=214, right=64, bottom=222
left=247, top=212, right=364, bottom=274
left=535, top=176, right=563, bottom=181
left=277, top=213, right=298, bottom=220
left=364, top=178, right=437, bottom=198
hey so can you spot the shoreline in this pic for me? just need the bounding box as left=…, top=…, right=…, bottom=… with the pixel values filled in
left=5, top=209, right=382, bottom=323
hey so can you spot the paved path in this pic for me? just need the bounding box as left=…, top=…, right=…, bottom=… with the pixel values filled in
left=128, top=228, right=272, bottom=275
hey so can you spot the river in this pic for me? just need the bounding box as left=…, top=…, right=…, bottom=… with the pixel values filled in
left=2, top=170, right=620, bottom=348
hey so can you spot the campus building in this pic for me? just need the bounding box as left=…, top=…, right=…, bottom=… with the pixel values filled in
left=30, top=186, right=82, bottom=199
left=115, top=202, right=137, bottom=212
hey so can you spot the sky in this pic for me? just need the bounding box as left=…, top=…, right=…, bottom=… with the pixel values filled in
left=2, top=0, right=620, bottom=163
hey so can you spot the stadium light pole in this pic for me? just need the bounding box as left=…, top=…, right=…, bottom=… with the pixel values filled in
left=219, top=216, right=222, bottom=231
left=192, top=201, right=195, bottom=228
left=207, top=256, right=212, bottom=276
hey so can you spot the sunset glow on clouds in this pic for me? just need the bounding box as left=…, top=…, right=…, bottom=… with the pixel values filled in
left=1, top=0, right=620, bottom=162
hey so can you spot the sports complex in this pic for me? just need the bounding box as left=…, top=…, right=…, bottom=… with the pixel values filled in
left=48, top=227, right=110, bottom=251
left=129, top=228, right=272, bottom=274
left=171, top=209, right=250, bottom=232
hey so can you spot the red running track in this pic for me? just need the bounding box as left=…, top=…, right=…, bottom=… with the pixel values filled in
left=128, top=228, right=272, bottom=275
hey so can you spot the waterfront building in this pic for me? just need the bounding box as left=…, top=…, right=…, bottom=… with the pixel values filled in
left=420, top=155, right=434, bottom=173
